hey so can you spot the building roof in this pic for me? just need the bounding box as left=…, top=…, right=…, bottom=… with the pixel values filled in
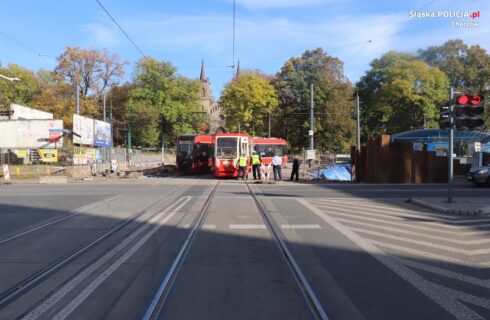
left=391, top=129, right=490, bottom=143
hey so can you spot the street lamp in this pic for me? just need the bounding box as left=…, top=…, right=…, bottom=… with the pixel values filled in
left=0, top=74, right=20, bottom=82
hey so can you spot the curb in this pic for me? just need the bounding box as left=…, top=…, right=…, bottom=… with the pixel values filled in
left=408, top=198, right=489, bottom=215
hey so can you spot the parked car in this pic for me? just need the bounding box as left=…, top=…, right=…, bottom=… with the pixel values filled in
left=467, top=166, right=490, bottom=186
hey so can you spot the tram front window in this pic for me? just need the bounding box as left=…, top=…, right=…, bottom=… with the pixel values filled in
left=217, top=137, right=238, bottom=159
left=177, top=140, right=193, bottom=160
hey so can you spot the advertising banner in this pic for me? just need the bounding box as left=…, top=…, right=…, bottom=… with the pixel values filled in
left=0, top=120, right=63, bottom=148
left=73, top=114, right=95, bottom=145
left=94, top=120, right=112, bottom=147
left=38, top=149, right=58, bottom=163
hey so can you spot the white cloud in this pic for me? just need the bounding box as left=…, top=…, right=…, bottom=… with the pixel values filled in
left=82, top=23, right=120, bottom=48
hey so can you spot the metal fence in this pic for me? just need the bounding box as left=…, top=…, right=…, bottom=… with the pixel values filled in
left=0, top=147, right=171, bottom=166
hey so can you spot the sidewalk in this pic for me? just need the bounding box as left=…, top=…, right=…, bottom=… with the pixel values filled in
left=409, top=197, right=490, bottom=215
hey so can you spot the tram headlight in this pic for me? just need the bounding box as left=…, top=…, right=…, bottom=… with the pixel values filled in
left=223, top=160, right=230, bottom=167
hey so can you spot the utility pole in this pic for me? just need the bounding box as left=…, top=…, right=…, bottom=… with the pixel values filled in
left=109, top=96, right=113, bottom=164
left=268, top=113, right=271, bottom=138
left=76, top=84, right=80, bottom=114
left=309, top=83, right=314, bottom=149
left=103, top=93, right=106, bottom=122
left=356, top=93, right=360, bottom=150
left=447, top=86, right=454, bottom=203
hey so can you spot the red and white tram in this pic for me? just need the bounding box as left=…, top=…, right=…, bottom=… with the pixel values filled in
left=214, top=133, right=252, bottom=178
left=252, top=137, right=288, bottom=166
left=176, top=134, right=214, bottom=174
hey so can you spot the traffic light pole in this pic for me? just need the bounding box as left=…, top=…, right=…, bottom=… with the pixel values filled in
left=447, top=87, right=454, bottom=203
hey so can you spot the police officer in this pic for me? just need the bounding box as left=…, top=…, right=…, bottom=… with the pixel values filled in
left=251, top=151, right=261, bottom=180
left=238, top=153, right=248, bottom=180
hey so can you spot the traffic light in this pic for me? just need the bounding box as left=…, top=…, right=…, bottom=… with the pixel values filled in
left=454, top=94, right=485, bottom=131
left=439, top=104, right=451, bottom=129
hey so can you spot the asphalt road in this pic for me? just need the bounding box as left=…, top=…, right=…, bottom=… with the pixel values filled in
left=0, top=178, right=489, bottom=319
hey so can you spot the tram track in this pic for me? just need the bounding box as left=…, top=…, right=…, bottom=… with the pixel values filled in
left=142, top=181, right=220, bottom=320
left=245, top=182, right=330, bottom=320
left=143, top=180, right=328, bottom=320
left=0, top=184, right=190, bottom=310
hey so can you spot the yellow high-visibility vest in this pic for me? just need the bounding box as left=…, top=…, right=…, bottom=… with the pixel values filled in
left=239, top=156, right=247, bottom=167
left=251, top=154, right=260, bottom=165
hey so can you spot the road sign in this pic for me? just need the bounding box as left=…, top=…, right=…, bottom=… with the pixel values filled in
left=308, top=130, right=313, bottom=136
left=475, top=142, right=481, bottom=152
left=306, top=149, right=316, bottom=160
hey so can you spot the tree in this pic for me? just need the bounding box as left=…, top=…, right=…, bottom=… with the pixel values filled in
left=418, top=39, right=467, bottom=89
left=220, top=71, right=278, bottom=136
left=418, top=39, right=490, bottom=94
left=127, top=57, right=206, bottom=147
left=54, top=46, right=125, bottom=98
left=357, top=51, right=449, bottom=138
left=274, top=48, right=355, bottom=153
left=0, top=64, right=40, bottom=109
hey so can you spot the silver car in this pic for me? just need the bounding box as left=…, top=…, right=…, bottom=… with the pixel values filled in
left=467, top=166, right=490, bottom=186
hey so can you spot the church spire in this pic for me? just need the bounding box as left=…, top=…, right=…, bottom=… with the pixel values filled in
left=200, top=60, right=206, bottom=81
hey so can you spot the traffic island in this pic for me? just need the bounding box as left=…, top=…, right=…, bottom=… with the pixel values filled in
left=408, top=198, right=490, bottom=215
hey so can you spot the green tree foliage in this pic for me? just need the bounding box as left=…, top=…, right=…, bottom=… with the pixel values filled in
left=357, top=51, right=449, bottom=138
left=127, top=57, right=206, bottom=147
left=274, top=48, right=355, bottom=153
left=418, top=39, right=490, bottom=94
left=0, top=64, right=40, bottom=109
left=220, top=71, right=278, bottom=136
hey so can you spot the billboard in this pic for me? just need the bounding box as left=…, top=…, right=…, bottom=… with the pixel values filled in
left=0, top=120, right=64, bottom=148
left=94, top=120, right=112, bottom=147
left=73, top=114, right=95, bottom=145
left=10, top=104, right=53, bottom=120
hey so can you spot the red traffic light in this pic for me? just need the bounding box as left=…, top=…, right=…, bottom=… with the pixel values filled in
left=469, top=94, right=484, bottom=105
left=456, top=95, right=468, bottom=105
left=455, top=94, right=485, bottom=105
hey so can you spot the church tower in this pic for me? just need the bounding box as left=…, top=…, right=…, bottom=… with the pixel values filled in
left=199, top=60, right=211, bottom=113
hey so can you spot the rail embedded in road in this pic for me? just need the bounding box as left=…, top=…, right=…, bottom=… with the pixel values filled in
left=245, top=182, right=330, bottom=320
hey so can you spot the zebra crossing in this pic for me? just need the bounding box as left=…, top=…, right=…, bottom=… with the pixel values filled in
left=299, top=198, right=490, bottom=320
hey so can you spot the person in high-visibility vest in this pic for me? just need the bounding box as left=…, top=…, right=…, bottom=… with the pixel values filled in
left=237, top=153, right=248, bottom=180
left=251, top=151, right=261, bottom=180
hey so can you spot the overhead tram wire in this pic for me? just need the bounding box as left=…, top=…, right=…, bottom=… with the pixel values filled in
left=344, top=0, right=438, bottom=64
left=0, top=31, right=50, bottom=67
left=95, top=0, right=146, bottom=58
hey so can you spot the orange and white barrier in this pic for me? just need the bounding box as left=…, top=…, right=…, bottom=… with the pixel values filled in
left=2, top=165, right=10, bottom=182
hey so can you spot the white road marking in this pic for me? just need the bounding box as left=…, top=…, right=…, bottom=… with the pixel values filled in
left=298, top=198, right=485, bottom=320
left=313, top=199, right=460, bottom=220
left=23, top=197, right=191, bottom=320
left=322, top=208, right=490, bottom=236
left=318, top=200, right=490, bottom=224
left=229, top=224, right=267, bottom=230
left=178, top=224, right=190, bottom=229
left=350, top=227, right=490, bottom=255
left=281, top=224, right=322, bottom=229
left=335, top=217, right=490, bottom=245
left=370, top=240, right=490, bottom=268
left=202, top=224, right=216, bottom=229
left=398, top=258, right=490, bottom=289
left=314, top=202, right=490, bottom=229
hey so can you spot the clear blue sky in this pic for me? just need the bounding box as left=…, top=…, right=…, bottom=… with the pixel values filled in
left=1, top=0, right=488, bottom=98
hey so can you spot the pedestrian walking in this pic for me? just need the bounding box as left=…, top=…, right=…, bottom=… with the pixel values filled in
left=271, top=153, right=282, bottom=181
left=237, top=153, right=248, bottom=180
left=251, top=151, right=261, bottom=180
left=290, top=156, right=300, bottom=182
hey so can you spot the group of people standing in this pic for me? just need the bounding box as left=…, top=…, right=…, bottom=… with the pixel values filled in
left=237, top=152, right=300, bottom=183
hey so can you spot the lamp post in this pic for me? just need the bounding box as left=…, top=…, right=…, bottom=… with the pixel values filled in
left=0, top=74, right=21, bottom=82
